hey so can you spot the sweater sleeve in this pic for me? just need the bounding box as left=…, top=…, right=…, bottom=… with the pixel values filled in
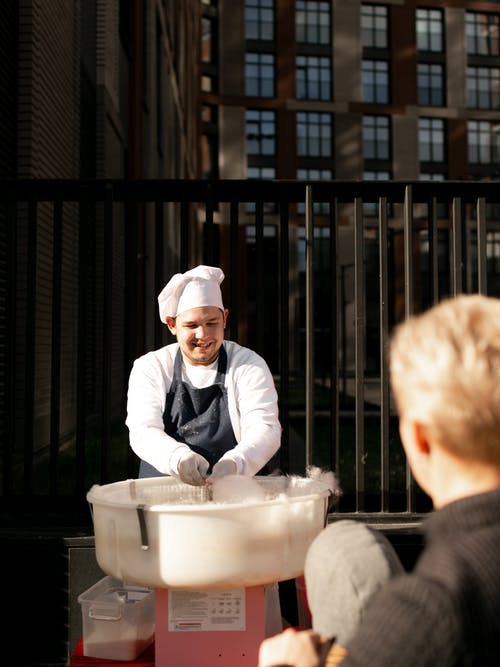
left=339, top=575, right=463, bottom=667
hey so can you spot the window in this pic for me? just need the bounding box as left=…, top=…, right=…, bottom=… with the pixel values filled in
left=363, top=115, right=390, bottom=160
left=296, top=0, right=330, bottom=45
left=364, top=170, right=391, bottom=180
left=467, top=67, right=500, bottom=110
left=297, top=168, right=333, bottom=214
left=247, top=166, right=275, bottom=180
left=201, top=1, right=218, bottom=93
left=245, top=52, right=275, bottom=97
left=487, top=232, right=500, bottom=273
left=468, top=120, right=500, bottom=164
left=297, top=167, right=332, bottom=180
left=361, top=4, right=388, bottom=49
left=419, top=118, right=445, bottom=162
left=201, top=105, right=218, bottom=179
left=418, top=63, right=445, bottom=106
left=296, top=55, right=331, bottom=100
left=201, top=16, right=217, bottom=64
left=419, top=172, right=445, bottom=181
left=362, top=60, right=389, bottom=103
left=416, top=8, right=443, bottom=52
left=246, top=110, right=276, bottom=155
left=245, top=0, right=274, bottom=41
left=296, top=112, right=332, bottom=157
left=466, top=12, right=500, bottom=56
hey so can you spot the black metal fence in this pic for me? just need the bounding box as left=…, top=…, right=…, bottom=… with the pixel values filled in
left=2, top=178, right=500, bottom=519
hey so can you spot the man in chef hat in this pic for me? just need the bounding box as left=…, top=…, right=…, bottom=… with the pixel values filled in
left=126, top=264, right=281, bottom=485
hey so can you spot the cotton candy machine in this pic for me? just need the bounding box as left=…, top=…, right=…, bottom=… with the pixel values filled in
left=87, top=475, right=332, bottom=667
left=87, top=475, right=332, bottom=590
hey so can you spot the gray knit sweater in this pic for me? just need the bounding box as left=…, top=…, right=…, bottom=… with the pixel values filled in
left=338, top=488, right=500, bottom=666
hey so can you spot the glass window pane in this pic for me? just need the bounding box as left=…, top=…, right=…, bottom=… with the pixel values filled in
left=361, top=4, right=388, bottom=48
left=417, top=8, right=443, bottom=52
left=296, top=0, right=330, bottom=45
left=245, top=0, right=275, bottom=41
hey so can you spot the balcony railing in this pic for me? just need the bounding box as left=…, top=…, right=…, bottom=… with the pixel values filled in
left=1, top=178, right=500, bottom=519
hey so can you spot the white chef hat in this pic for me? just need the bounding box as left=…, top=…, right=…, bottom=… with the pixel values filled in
left=157, top=265, right=225, bottom=322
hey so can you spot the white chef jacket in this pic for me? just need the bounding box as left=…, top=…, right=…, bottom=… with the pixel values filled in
left=126, top=340, right=282, bottom=477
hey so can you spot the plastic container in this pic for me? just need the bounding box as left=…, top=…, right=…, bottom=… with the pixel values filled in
left=87, top=475, right=331, bottom=589
left=78, top=575, right=155, bottom=661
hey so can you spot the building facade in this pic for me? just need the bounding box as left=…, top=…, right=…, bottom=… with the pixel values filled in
left=202, top=0, right=500, bottom=182
left=200, top=0, right=500, bottom=370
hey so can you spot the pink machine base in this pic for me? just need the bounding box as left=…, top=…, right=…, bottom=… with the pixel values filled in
left=154, top=586, right=267, bottom=667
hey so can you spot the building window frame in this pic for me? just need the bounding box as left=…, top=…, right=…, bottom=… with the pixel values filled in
left=467, top=66, right=500, bottom=109
left=296, top=54, right=332, bottom=100
left=363, top=115, right=391, bottom=163
left=245, top=52, right=275, bottom=97
left=246, top=109, right=276, bottom=156
left=419, top=117, right=446, bottom=163
left=362, top=60, right=390, bottom=104
left=361, top=4, right=388, bottom=49
left=296, top=111, right=333, bottom=158
left=296, top=0, right=331, bottom=46
left=417, top=8, right=444, bottom=53
left=418, top=62, right=445, bottom=106
left=468, top=120, right=500, bottom=165
left=245, top=0, right=275, bottom=41
left=466, top=11, right=500, bottom=57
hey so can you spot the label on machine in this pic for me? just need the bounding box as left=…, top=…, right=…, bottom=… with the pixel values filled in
left=168, top=588, right=246, bottom=632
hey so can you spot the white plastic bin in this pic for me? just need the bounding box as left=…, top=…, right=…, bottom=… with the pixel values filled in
left=78, top=575, right=155, bottom=661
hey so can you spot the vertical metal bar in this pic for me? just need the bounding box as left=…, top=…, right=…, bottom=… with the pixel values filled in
left=404, top=186, right=414, bottom=319
left=451, top=198, right=463, bottom=296
left=429, top=196, right=439, bottom=304
left=4, top=194, right=17, bottom=496
left=204, top=187, right=215, bottom=264
left=354, top=197, right=365, bottom=512
left=229, top=199, right=239, bottom=341
left=279, top=200, right=290, bottom=474
left=476, top=197, right=487, bottom=295
left=76, top=187, right=90, bottom=498
left=49, top=196, right=63, bottom=496
left=305, top=185, right=314, bottom=471
left=125, top=197, right=138, bottom=375
left=378, top=198, right=390, bottom=512
left=180, top=200, right=189, bottom=271
left=255, top=200, right=265, bottom=355
left=100, top=183, right=113, bottom=483
left=403, top=185, right=416, bottom=512
left=154, top=199, right=165, bottom=348
left=24, top=195, right=37, bottom=495
left=465, top=205, right=473, bottom=295
left=329, top=197, right=339, bottom=477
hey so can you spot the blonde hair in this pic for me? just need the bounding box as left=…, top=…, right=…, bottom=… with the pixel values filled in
left=389, top=294, right=500, bottom=464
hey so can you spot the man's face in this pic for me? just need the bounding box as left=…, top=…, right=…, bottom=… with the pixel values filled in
left=167, top=306, right=228, bottom=366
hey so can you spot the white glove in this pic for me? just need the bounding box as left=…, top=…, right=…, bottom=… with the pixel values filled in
left=177, top=451, right=210, bottom=485
left=209, top=459, right=237, bottom=481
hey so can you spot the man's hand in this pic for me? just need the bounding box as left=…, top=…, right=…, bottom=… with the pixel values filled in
left=177, top=451, right=210, bottom=485
left=209, top=459, right=237, bottom=481
left=258, top=628, right=324, bottom=667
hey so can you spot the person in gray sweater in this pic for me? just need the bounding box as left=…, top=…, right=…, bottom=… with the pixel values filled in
left=259, top=294, right=500, bottom=667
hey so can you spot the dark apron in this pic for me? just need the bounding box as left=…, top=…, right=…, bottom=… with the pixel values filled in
left=139, top=345, right=237, bottom=478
